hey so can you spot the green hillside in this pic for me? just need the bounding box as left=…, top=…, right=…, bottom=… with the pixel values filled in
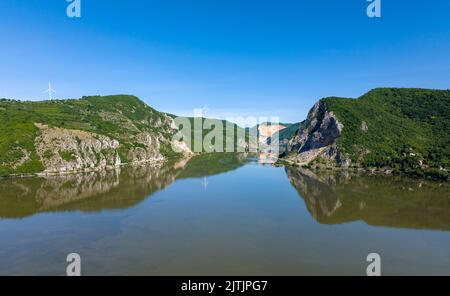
left=0, top=95, right=180, bottom=176
left=322, top=88, right=450, bottom=179
left=169, top=115, right=250, bottom=153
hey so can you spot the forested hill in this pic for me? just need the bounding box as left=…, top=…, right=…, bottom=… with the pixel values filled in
left=0, top=95, right=187, bottom=176
left=286, top=88, right=450, bottom=180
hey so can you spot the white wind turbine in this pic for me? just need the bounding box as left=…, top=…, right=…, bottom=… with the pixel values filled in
left=44, top=83, right=56, bottom=100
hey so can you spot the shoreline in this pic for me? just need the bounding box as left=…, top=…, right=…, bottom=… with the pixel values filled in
left=277, top=158, right=450, bottom=183
left=1, top=153, right=448, bottom=183
left=0, top=157, right=173, bottom=180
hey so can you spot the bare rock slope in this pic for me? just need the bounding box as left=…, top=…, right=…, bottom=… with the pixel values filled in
left=284, top=88, right=450, bottom=180
left=0, top=95, right=191, bottom=176
left=285, top=101, right=349, bottom=167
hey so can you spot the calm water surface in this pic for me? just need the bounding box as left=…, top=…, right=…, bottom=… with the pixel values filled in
left=0, top=154, right=449, bottom=275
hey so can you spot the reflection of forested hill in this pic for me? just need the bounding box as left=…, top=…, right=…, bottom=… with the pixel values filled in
left=286, top=167, right=450, bottom=231
left=177, top=153, right=250, bottom=179
left=0, top=162, right=182, bottom=219
left=0, top=154, right=250, bottom=219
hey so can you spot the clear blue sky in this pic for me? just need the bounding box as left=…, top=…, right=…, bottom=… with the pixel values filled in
left=1, top=0, right=450, bottom=122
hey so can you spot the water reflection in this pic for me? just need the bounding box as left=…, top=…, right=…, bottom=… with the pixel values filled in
left=1, top=156, right=450, bottom=275
left=285, top=167, right=450, bottom=231
left=2, top=155, right=450, bottom=232
left=0, top=153, right=250, bottom=219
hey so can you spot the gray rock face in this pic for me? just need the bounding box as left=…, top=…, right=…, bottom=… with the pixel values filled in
left=33, top=124, right=181, bottom=175
left=0, top=95, right=195, bottom=177
left=289, top=102, right=343, bottom=153
left=286, top=102, right=348, bottom=167
left=35, top=124, right=124, bottom=174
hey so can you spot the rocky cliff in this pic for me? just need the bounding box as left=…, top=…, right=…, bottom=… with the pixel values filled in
left=284, top=101, right=350, bottom=168
left=0, top=95, right=191, bottom=177
left=284, top=88, right=450, bottom=180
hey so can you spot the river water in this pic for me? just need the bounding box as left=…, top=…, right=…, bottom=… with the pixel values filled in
left=0, top=154, right=449, bottom=275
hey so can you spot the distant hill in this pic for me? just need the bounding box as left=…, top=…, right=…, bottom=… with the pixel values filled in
left=267, top=122, right=302, bottom=153
left=284, top=88, right=450, bottom=180
left=3, top=88, right=448, bottom=180
left=167, top=115, right=249, bottom=153
left=0, top=95, right=190, bottom=177
left=248, top=122, right=288, bottom=143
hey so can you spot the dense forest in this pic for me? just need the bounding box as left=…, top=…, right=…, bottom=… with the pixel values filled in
left=0, top=95, right=178, bottom=176
left=322, top=88, right=450, bottom=179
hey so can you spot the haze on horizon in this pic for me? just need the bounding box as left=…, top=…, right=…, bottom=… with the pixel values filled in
left=1, top=0, right=450, bottom=123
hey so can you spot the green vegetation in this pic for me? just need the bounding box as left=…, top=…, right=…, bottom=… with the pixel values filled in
left=0, top=95, right=179, bottom=176
left=59, top=150, right=76, bottom=162
left=2, top=88, right=448, bottom=181
left=321, top=88, right=450, bottom=179
left=170, top=115, right=250, bottom=153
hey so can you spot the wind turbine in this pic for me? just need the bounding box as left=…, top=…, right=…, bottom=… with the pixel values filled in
left=44, top=83, right=56, bottom=100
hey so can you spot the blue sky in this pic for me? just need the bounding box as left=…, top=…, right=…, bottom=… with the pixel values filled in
left=1, top=0, right=450, bottom=123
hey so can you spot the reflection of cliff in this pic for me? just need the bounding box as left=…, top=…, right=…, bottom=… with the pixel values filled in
left=286, top=167, right=450, bottom=231
left=0, top=154, right=250, bottom=219
left=0, top=162, right=181, bottom=219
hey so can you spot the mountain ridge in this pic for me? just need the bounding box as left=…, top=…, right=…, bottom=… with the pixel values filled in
left=0, top=95, right=191, bottom=177
left=1, top=87, right=449, bottom=180
left=283, top=88, right=450, bottom=180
